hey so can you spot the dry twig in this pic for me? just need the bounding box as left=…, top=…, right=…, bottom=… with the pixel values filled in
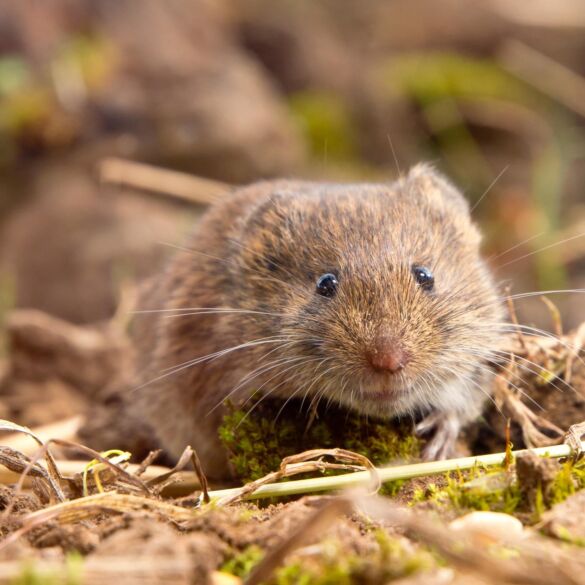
left=500, top=40, right=585, bottom=119
left=99, top=157, right=232, bottom=206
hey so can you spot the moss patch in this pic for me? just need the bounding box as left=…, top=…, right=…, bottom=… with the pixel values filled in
left=412, top=457, right=585, bottom=521
left=288, top=90, right=357, bottom=162
left=222, top=532, right=434, bottom=584
left=219, top=397, right=421, bottom=484
left=220, top=545, right=264, bottom=579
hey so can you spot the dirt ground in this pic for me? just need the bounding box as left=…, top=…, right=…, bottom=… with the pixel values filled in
left=1, top=301, right=585, bottom=584
left=2, top=1, right=585, bottom=583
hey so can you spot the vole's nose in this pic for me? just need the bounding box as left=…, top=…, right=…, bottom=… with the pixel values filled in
left=367, top=335, right=410, bottom=374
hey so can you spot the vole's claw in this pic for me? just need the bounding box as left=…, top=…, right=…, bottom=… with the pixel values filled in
left=416, top=411, right=461, bottom=461
left=563, top=421, right=585, bottom=461
left=415, top=412, right=440, bottom=436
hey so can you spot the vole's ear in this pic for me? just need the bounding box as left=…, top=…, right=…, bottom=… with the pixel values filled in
left=404, top=163, right=470, bottom=216
left=404, top=163, right=482, bottom=246
left=241, top=179, right=307, bottom=238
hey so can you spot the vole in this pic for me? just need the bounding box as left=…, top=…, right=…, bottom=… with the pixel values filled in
left=132, top=164, right=504, bottom=479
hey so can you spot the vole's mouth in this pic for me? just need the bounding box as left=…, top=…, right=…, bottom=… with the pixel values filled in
left=325, top=371, right=425, bottom=418
left=358, top=377, right=411, bottom=402
left=359, top=386, right=411, bottom=407
left=360, top=369, right=412, bottom=395
left=342, top=382, right=415, bottom=418
left=364, top=388, right=402, bottom=401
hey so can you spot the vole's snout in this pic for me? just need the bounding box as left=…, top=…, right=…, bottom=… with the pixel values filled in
left=366, top=335, right=410, bottom=374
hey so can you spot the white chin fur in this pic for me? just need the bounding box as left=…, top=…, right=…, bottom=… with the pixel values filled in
left=327, top=375, right=484, bottom=421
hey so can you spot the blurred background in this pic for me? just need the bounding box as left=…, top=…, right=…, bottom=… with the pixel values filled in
left=0, top=0, right=584, bottom=339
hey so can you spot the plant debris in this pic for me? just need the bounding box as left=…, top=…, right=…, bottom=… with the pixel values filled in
left=2, top=302, right=585, bottom=581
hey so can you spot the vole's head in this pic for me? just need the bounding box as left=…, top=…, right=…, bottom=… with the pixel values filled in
left=229, top=165, right=504, bottom=418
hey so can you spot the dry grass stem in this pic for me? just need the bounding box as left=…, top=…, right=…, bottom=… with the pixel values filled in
left=99, top=157, right=232, bottom=206
left=215, top=448, right=377, bottom=506
left=500, top=39, right=585, bottom=119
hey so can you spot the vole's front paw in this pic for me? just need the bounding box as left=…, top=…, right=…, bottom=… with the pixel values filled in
left=415, top=411, right=461, bottom=461
left=563, top=421, right=585, bottom=461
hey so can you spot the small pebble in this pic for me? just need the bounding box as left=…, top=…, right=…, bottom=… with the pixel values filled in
left=449, top=511, right=524, bottom=544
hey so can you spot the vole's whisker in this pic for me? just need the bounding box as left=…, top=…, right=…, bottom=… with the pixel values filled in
left=160, top=336, right=289, bottom=373
left=479, top=322, right=585, bottom=368
left=429, top=368, right=500, bottom=411
left=486, top=230, right=546, bottom=263
left=273, top=360, right=331, bottom=420
left=240, top=356, right=326, bottom=410
left=257, top=337, right=313, bottom=361
left=274, top=359, right=333, bottom=422
left=336, top=372, right=353, bottom=412
left=471, top=320, right=584, bottom=360
left=447, top=346, right=575, bottom=396
left=235, top=357, right=327, bottom=428
left=273, top=380, right=313, bottom=423
left=496, top=231, right=585, bottom=270
left=232, top=356, right=311, bottom=406
left=206, top=335, right=314, bottom=411
left=163, top=309, right=283, bottom=318
left=234, top=353, right=304, bottom=388
left=416, top=371, right=436, bottom=406
left=470, top=165, right=509, bottom=213
left=462, top=347, right=549, bottom=376
left=489, top=350, right=579, bottom=395
left=304, top=362, right=343, bottom=414
left=439, top=359, right=541, bottom=413
left=507, top=288, right=585, bottom=301
left=206, top=354, right=309, bottom=416
left=437, top=286, right=585, bottom=328
left=133, top=307, right=284, bottom=317
left=473, top=288, right=585, bottom=309
left=305, top=362, right=340, bottom=409
left=439, top=288, right=582, bottom=325
left=473, top=361, right=546, bottom=411
left=132, top=336, right=289, bottom=392
left=299, top=372, right=322, bottom=414
left=444, top=350, right=550, bottom=410
left=158, top=241, right=228, bottom=265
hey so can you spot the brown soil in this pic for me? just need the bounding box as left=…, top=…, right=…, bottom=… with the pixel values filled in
left=2, top=304, right=585, bottom=583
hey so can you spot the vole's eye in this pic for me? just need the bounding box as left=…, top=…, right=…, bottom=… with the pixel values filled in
left=316, top=273, right=339, bottom=297
left=412, top=265, right=434, bottom=291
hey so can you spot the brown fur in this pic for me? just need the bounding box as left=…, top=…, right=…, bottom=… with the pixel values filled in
left=132, top=165, right=504, bottom=478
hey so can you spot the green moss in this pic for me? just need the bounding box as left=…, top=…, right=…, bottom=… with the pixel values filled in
left=0, top=57, right=29, bottom=97
left=549, top=460, right=585, bottom=505
left=443, top=469, right=522, bottom=514
left=55, top=34, right=116, bottom=90
left=13, top=554, right=83, bottom=585
left=552, top=525, right=585, bottom=548
left=0, top=270, right=15, bottom=357
left=288, top=90, right=357, bottom=162
left=13, top=563, right=56, bottom=585
left=219, top=398, right=421, bottom=484
left=413, top=458, right=585, bottom=519
left=517, top=457, right=585, bottom=522
left=379, top=478, right=407, bottom=497
left=411, top=482, right=440, bottom=504
left=236, top=507, right=259, bottom=522
left=382, top=52, right=547, bottom=110
left=275, top=558, right=351, bottom=585
left=270, top=533, right=432, bottom=585
left=220, top=545, right=264, bottom=579
left=414, top=467, right=523, bottom=515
